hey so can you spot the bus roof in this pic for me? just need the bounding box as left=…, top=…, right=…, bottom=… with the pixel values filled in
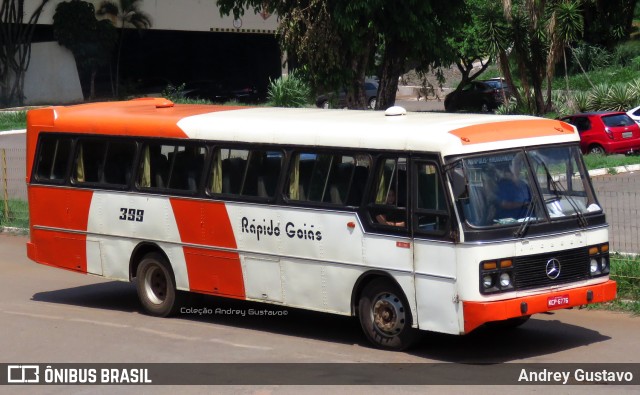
left=27, top=98, right=578, bottom=157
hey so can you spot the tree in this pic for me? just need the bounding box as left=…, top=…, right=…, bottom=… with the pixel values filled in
left=96, top=0, right=151, bottom=97
left=217, top=0, right=465, bottom=110
left=583, top=0, right=638, bottom=49
left=447, top=0, right=495, bottom=93
left=544, top=1, right=583, bottom=110
left=482, top=0, right=585, bottom=115
left=373, top=1, right=465, bottom=109
left=0, top=0, right=50, bottom=107
left=53, top=0, right=117, bottom=99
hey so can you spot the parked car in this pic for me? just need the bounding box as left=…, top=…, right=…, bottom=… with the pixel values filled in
left=183, top=80, right=259, bottom=103
left=627, top=105, right=640, bottom=125
left=560, top=111, right=640, bottom=155
left=482, top=78, right=511, bottom=98
left=444, top=80, right=507, bottom=112
left=316, top=80, right=378, bottom=109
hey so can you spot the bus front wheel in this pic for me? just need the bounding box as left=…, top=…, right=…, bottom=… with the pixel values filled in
left=358, top=278, right=418, bottom=351
left=136, top=253, right=181, bottom=317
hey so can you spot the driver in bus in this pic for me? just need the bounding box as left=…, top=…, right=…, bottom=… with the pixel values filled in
left=376, top=189, right=406, bottom=227
left=495, top=153, right=531, bottom=220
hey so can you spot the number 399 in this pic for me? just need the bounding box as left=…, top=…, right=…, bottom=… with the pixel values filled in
left=119, top=208, right=144, bottom=222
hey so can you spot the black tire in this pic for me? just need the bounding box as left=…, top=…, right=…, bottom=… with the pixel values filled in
left=588, top=145, right=606, bottom=155
left=368, top=97, right=377, bottom=110
left=444, top=98, right=455, bottom=112
left=358, top=278, right=418, bottom=351
left=321, top=100, right=330, bottom=109
left=136, top=252, right=181, bottom=317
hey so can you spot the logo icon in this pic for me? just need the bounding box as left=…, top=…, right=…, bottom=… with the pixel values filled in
left=7, top=365, right=40, bottom=383
left=545, top=258, right=561, bottom=280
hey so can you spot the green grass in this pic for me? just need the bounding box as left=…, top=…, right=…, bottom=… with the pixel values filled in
left=0, top=199, right=29, bottom=229
left=551, top=65, right=640, bottom=92
left=0, top=111, right=27, bottom=131
left=598, top=255, right=640, bottom=314
left=583, top=153, right=640, bottom=170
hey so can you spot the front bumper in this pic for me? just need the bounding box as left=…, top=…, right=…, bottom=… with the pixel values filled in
left=462, top=279, right=617, bottom=333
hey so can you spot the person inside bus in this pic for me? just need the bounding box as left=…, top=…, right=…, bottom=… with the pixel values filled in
left=376, top=188, right=406, bottom=227
left=495, top=153, right=531, bottom=220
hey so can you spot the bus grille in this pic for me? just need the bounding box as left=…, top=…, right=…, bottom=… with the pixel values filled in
left=513, top=247, right=590, bottom=290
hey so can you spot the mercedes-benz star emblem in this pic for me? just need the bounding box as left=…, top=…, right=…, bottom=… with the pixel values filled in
left=546, top=258, right=561, bottom=280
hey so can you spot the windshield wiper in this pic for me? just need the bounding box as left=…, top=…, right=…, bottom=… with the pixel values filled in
left=513, top=195, right=538, bottom=238
left=536, top=158, right=588, bottom=228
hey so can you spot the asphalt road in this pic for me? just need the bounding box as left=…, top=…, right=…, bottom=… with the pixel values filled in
left=0, top=234, right=638, bottom=394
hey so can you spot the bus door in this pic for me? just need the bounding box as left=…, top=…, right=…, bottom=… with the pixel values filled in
left=411, top=157, right=459, bottom=334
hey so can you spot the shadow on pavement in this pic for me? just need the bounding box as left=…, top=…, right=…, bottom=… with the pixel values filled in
left=31, top=281, right=610, bottom=363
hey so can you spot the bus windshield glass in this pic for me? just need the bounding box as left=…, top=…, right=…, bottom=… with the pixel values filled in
left=452, top=145, right=601, bottom=227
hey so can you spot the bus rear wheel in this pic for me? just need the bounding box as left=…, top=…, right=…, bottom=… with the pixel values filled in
left=358, top=278, right=418, bottom=351
left=136, top=252, right=181, bottom=317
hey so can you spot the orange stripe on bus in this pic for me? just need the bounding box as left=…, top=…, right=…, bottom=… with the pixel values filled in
left=169, top=199, right=245, bottom=298
left=27, top=186, right=94, bottom=273
left=462, top=280, right=616, bottom=333
left=26, top=101, right=248, bottom=180
left=449, top=119, right=575, bottom=145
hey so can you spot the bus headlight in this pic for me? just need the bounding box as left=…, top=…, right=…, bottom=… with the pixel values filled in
left=483, top=275, right=494, bottom=288
left=601, top=256, right=610, bottom=274
left=480, top=258, right=514, bottom=294
left=590, top=258, right=600, bottom=275
left=499, top=272, right=512, bottom=288
left=588, top=243, right=609, bottom=277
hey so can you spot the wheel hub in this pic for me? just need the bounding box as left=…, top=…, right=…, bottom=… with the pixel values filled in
left=144, top=266, right=167, bottom=305
left=372, top=292, right=406, bottom=336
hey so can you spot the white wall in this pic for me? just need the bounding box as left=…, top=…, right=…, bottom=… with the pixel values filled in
left=23, top=42, right=84, bottom=105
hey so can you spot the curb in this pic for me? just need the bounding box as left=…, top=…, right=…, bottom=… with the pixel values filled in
left=588, top=164, right=640, bottom=177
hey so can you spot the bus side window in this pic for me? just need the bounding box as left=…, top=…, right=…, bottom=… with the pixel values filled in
left=103, top=141, right=136, bottom=185
left=414, top=162, right=449, bottom=234
left=368, top=157, right=408, bottom=228
left=168, top=145, right=205, bottom=191
left=209, top=148, right=282, bottom=199
left=75, top=139, right=135, bottom=186
left=286, top=152, right=365, bottom=206
left=35, top=135, right=72, bottom=182
left=75, top=140, right=104, bottom=183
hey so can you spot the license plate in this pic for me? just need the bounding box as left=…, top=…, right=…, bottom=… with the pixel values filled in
left=547, top=294, right=570, bottom=308
left=622, top=131, right=633, bottom=138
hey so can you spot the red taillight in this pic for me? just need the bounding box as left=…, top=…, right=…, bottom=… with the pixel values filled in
left=605, top=127, right=614, bottom=139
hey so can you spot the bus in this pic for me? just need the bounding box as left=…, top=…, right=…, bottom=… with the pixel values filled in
left=26, top=98, right=616, bottom=350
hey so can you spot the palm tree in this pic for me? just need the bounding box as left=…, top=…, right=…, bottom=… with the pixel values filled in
left=545, top=1, right=583, bottom=112
left=96, top=0, right=151, bottom=97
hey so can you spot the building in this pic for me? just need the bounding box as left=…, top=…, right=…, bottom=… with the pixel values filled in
left=22, top=0, right=283, bottom=104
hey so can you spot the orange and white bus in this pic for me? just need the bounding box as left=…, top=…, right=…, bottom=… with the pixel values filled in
left=26, top=98, right=616, bottom=350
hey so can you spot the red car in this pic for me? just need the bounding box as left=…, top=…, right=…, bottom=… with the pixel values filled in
left=560, top=112, right=640, bottom=155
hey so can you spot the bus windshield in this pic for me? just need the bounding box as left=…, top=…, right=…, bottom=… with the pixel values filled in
left=451, top=145, right=602, bottom=227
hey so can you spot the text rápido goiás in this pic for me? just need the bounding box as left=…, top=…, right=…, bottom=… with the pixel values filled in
left=241, top=217, right=322, bottom=241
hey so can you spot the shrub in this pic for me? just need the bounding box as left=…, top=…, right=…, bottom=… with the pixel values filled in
left=612, top=41, right=640, bottom=67
left=161, top=83, right=187, bottom=102
left=266, top=71, right=311, bottom=108
left=573, top=91, right=590, bottom=112
left=628, top=78, right=640, bottom=103
left=602, top=84, right=635, bottom=111
left=551, top=90, right=573, bottom=116
left=569, top=43, right=611, bottom=73
left=587, top=83, right=611, bottom=111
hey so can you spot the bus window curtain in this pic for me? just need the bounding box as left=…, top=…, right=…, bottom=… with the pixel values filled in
left=76, top=144, right=85, bottom=182
left=140, top=146, right=151, bottom=187
left=210, top=149, right=222, bottom=193
left=375, top=160, right=392, bottom=204
left=289, top=154, right=300, bottom=200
